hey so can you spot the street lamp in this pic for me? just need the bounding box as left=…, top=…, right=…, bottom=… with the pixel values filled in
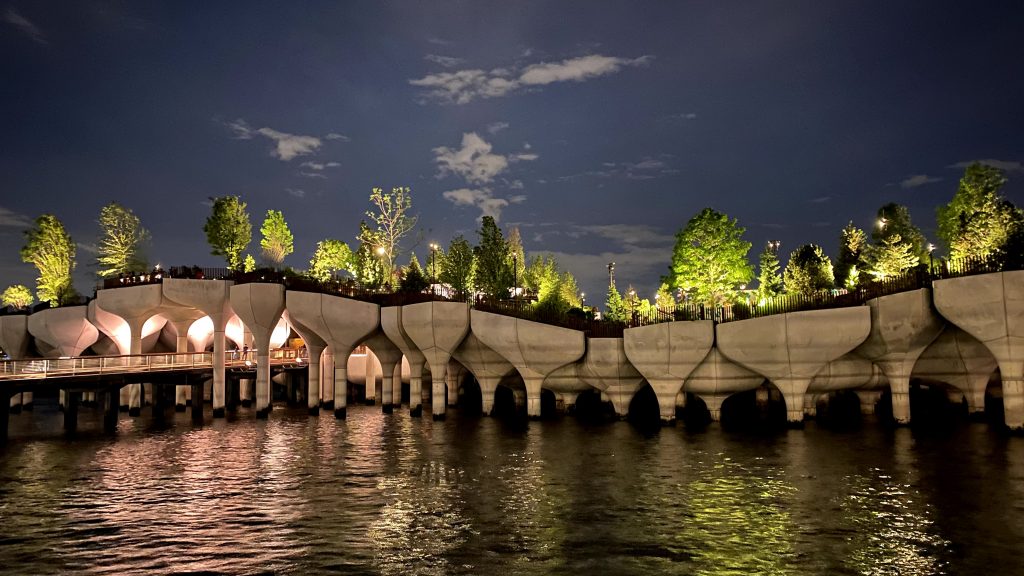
left=429, top=242, right=439, bottom=288
left=927, top=243, right=935, bottom=275
left=607, top=262, right=615, bottom=287
left=628, top=288, right=637, bottom=325
left=877, top=217, right=887, bottom=230
left=580, top=292, right=586, bottom=308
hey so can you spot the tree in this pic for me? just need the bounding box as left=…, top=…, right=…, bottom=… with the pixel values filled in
left=558, top=271, right=582, bottom=309
left=259, top=210, right=294, bottom=267
left=309, top=239, right=355, bottom=282
left=21, top=214, right=77, bottom=307
left=474, top=216, right=511, bottom=298
left=96, top=202, right=149, bottom=277
left=243, top=254, right=256, bottom=273
left=399, top=254, right=429, bottom=293
left=863, top=233, right=919, bottom=280
left=366, top=187, right=418, bottom=282
left=937, top=162, right=1019, bottom=260
left=440, top=235, right=475, bottom=298
left=1, top=285, right=33, bottom=310
left=665, top=208, right=753, bottom=307
left=204, top=196, right=251, bottom=271
left=654, top=283, right=676, bottom=313
left=604, top=282, right=626, bottom=322
left=506, top=226, right=526, bottom=293
left=874, top=203, right=927, bottom=261
left=354, top=221, right=387, bottom=288
left=835, top=222, right=867, bottom=289
left=783, top=244, right=834, bottom=297
left=524, top=254, right=559, bottom=300
left=755, top=241, right=784, bottom=302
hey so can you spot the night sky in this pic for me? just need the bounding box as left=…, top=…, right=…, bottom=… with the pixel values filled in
left=3, top=1, right=1023, bottom=305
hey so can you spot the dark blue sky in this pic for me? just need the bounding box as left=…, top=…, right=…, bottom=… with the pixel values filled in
left=2, top=1, right=1023, bottom=303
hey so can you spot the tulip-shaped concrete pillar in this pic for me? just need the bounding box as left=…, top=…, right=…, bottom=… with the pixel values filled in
left=28, top=305, right=99, bottom=415
left=230, top=283, right=286, bottom=417
left=163, top=279, right=234, bottom=417
left=452, top=332, right=515, bottom=416
left=362, top=331, right=404, bottom=413
left=286, top=312, right=328, bottom=414
left=159, top=307, right=206, bottom=411
left=687, top=348, right=766, bottom=422
left=717, top=307, right=871, bottom=426
left=96, top=285, right=168, bottom=415
left=934, top=271, right=1024, bottom=430
left=912, top=327, right=998, bottom=416
left=286, top=291, right=379, bottom=419
left=401, top=302, right=470, bottom=421
left=321, top=347, right=335, bottom=409
left=623, top=321, right=714, bottom=424
left=574, top=337, right=644, bottom=418
left=381, top=307, right=428, bottom=417
left=471, top=310, right=585, bottom=419
left=853, top=289, right=944, bottom=425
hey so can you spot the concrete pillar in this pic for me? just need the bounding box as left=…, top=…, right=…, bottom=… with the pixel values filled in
left=1005, top=378, right=1024, bottom=428
left=305, top=345, right=325, bottom=414
left=381, top=307, right=428, bottom=418
left=211, top=328, right=227, bottom=416
left=21, top=392, right=33, bottom=411
left=965, top=389, right=985, bottom=415
left=9, top=393, right=22, bottom=414
left=191, top=381, right=204, bottom=421
left=364, top=349, right=377, bottom=405
left=479, top=376, right=499, bottom=415
left=173, top=324, right=190, bottom=411
left=230, top=283, right=286, bottom=419
left=103, top=389, right=118, bottom=434
left=560, top=392, right=578, bottom=414
left=322, top=349, right=335, bottom=410
left=804, top=393, right=820, bottom=418
left=856, top=390, right=881, bottom=414
left=512, top=389, right=527, bottom=412
left=391, top=363, right=402, bottom=408
left=0, top=393, right=9, bottom=441
left=524, top=376, right=544, bottom=418
left=64, top=391, right=80, bottom=433
left=240, top=378, right=252, bottom=406
left=623, top=321, right=715, bottom=425
left=334, top=366, right=348, bottom=419
left=697, top=394, right=726, bottom=422
left=409, top=369, right=424, bottom=417
left=401, top=302, right=470, bottom=422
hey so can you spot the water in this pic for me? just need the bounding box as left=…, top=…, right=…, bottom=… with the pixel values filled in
left=2, top=403, right=1023, bottom=575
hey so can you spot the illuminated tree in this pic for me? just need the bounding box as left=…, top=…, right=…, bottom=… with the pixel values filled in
left=755, top=241, right=783, bottom=301
left=1, top=284, right=33, bottom=310
left=440, top=235, right=475, bottom=298
left=863, top=233, right=919, bottom=280
left=835, top=222, right=867, bottom=289
left=474, top=216, right=511, bottom=298
left=665, top=208, right=753, bottom=307
left=21, top=214, right=77, bottom=306
left=399, top=254, right=429, bottom=293
left=203, top=196, right=251, bottom=271
left=873, top=203, right=927, bottom=260
left=96, top=202, right=149, bottom=277
left=243, top=254, right=256, bottom=273
left=354, top=221, right=387, bottom=288
left=366, top=186, right=418, bottom=282
left=783, top=244, right=834, bottom=296
left=937, top=162, right=1020, bottom=260
left=605, top=282, right=626, bottom=322
left=506, top=226, right=525, bottom=292
left=259, top=209, right=294, bottom=267
left=308, top=239, right=355, bottom=282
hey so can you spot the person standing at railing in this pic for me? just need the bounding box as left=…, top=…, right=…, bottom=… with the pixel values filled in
left=242, top=345, right=249, bottom=362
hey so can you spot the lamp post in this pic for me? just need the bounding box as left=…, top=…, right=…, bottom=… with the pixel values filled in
left=607, top=262, right=615, bottom=287
left=580, top=292, right=585, bottom=308
left=512, top=254, right=518, bottom=300
left=429, top=242, right=439, bottom=290
left=628, top=288, right=636, bottom=326
left=927, top=243, right=935, bottom=276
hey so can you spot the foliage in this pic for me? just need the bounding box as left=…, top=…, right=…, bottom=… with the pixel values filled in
left=558, top=271, right=582, bottom=309
left=604, top=282, right=626, bottom=322
left=399, top=254, right=429, bottom=293
left=783, top=244, right=834, bottom=296
left=836, top=222, right=867, bottom=289
left=354, top=221, right=388, bottom=288
left=524, top=254, right=559, bottom=300
left=243, top=254, right=256, bottom=273
left=96, top=202, right=149, bottom=277
left=474, top=216, right=512, bottom=298
left=665, top=208, right=753, bottom=307
left=755, top=242, right=784, bottom=301
left=20, top=214, right=77, bottom=306
left=308, top=239, right=355, bottom=282
left=937, top=163, right=1020, bottom=259
left=366, top=187, right=418, bottom=283
left=863, top=233, right=919, bottom=280
left=506, top=226, right=525, bottom=292
left=654, top=283, right=676, bottom=313
left=1, top=284, right=33, bottom=310
left=259, top=210, right=294, bottom=267
left=440, top=235, right=475, bottom=298
left=203, top=196, right=251, bottom=271
left=873, top=203, right=927, bottom=260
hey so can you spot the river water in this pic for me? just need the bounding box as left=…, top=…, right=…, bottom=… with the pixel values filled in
left=1, top=402, right=1023, bottom=575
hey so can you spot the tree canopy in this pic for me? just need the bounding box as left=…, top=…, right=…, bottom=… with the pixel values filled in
left=755, top=241, right=784, bottom=302
left=259, top=209, right=294, bottom=267
left=474, top=216, right=512, bottom=298
left=863, top=233, right=919, bottom=280
left=665, top=208, right=753, bottom=307
left=96, top=202, right=149, bottom=277
left=835, top=222, right=866, bottom=289
left=366, top=186, right=418, bottom=282
left=21, top=214, right=77, bottom=306
left=937, top=162, right=1021, bottom=260
left=204, top=196, right=251, bottom=271
left=399, top=253, right=429, bottom=293
left=874, top=203, right=927, bottom=260
left=783, top=244, right=834, bottom=296
left=439, top=235, right=475, bottom=298
left=1, top=284, right=33, bottom=310
left=308, top=239, right=355, bottom=282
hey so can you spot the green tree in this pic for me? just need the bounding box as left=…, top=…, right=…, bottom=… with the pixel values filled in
left=604, top=282, right=626, bottom=322
left=21, top=214, right=77, bottom=307
left=874, top=203, right=927, bottom=261
left=440, top=235, right=475, bottom=298
left=665, top=208, right=753, bottom=307
left=354, top=221, right=387, bottom=288
left=474, top=216, right=511, bottom=298
left=558, top=271, right=582, bottom=309
left=524, top=254, right=560, bottom=300
left=835, top=222, right=867, bottom=289
left=1, top=284, right=33, bottom=310
left=654, top=283, right=676, bottom=313
left=755, top=241, right=784, bottom=302
left=863, top=233, right=919, bottom=280
left=243, top=254, right=256, bottom=273
left=506, top=226, right=526, bottom=294
left=309, top=239, right=355, bottom=282
left=937, top=162, right=1019, bottom=260
left=399, top=254, right=429, bottom=293
left=259, top=209, right=294, bottom=267
left=783, top=244, right=834, bottom=297
left=366, top=186, right=418, bottom=282
left=96, top=202, right=149, bottom=277
left=204, top=196, right=251, bottom=271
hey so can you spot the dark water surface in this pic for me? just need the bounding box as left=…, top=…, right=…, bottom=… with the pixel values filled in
left=2, top=403, right=1023, bottom=575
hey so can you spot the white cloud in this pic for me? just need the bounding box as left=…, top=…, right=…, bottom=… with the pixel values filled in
left=300, top=161, right=340, bottom=171
left=665, top=112, right=698, bottom=121
left=487, top=121, right=510, bottom=134
left=3, top=8, right=47, bottom=45
left=0, top=206, right=32, bottom=228
left=255, top=127, right=321, bottom=161
left=410, top=53, right=652, bottom=104
left=425, top=54, right=465, bottom=68
left=948, top=159, right=1024, bottom=173
left=434, top=132, right=510, bottom=185
left=285, top=188, right=306, bottom=198
left=298, top=171, right=328, bottom=179
left=900, top=174, right=943, bottom=189
left=76, top=242, right=100, bottom=255
left=324, top=132, right=350, bottom=141
left=226, top=118, right=254, bottom=139
left=442, top=188, right=522, bottom=222
left=559, top=156, right=671, bottom=181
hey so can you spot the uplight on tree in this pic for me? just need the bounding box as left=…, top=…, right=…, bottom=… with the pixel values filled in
left=665, top=208, right=753, bottom=307
left=96, top=202, right=149, bottom=277
left=21, top=214, right=77, bottom=307
left=204, top=196, right=252, bottom=271
left=259, top=209, right=294, bottom=267
left=1, top=284, right=33, bottom=310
